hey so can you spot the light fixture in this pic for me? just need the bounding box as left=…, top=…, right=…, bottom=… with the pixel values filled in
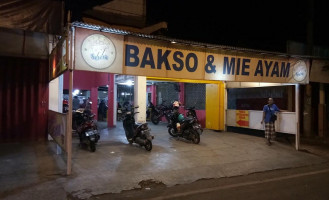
left=73, top=89, right=80, bottom=96
left=126, top=80, right=133, bottom=86
left=171, top=41, right=177, bottom=44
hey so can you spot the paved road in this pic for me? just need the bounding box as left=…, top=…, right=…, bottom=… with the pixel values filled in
left=91, top=162, right=329, bottom=200
left=1, top=122, right=328, bottom=200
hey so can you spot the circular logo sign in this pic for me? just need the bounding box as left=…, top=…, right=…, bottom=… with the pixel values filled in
left=81, top=34, right=116, bottom=69
left=293, top=60, right=307, bottom=82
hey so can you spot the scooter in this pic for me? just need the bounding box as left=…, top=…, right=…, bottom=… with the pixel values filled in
left=167, top=113, right=201, bottom=144
left=123, top=106, right=154, bottom=151
left=73, top=108, right=100, bottom=152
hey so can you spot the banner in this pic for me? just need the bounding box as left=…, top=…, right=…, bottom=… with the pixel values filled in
left=49, top=38, right=67, bottom=81
left=74, top=27, right=309, bottom=84
left=48, top=110, right=67, bottom=151
left=236, top=110, right=249, bottom=127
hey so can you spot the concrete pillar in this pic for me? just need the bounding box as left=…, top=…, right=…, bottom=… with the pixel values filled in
left=303, top=84, right=313, bottom=137
left=296, top=84, right=300, bottom=150
left=107, top=74, right=114, bottom=127
left=134, top=76, right=147, bottom=123
left=318, top=83, right=326, bottom=137
left=113, top=82, right=117, bottom=126
left=151, top=84, right=157, bottom=105
left=90, top=87, right=98, bottom=120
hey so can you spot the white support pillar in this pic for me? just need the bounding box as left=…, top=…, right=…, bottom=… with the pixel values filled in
left=134, top=76, right=147, bottom=123
left=295, top=84, right=300, bottom=150
left=113, top=81, right=118, bottom=126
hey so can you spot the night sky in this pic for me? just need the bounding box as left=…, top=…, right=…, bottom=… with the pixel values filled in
left=147, top=0, right=329, bottom=53
left=68, top=0, right=329, bottom=53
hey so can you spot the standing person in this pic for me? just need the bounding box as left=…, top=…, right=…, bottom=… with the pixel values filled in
left=73, top=96, right=80, bottom=110
left=261, top=98, right=280, bottom=145
left=98, top=100, right=107, bottom=121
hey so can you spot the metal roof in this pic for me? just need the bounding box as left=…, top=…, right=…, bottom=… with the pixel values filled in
left=72, top=21, right=318, bottom=60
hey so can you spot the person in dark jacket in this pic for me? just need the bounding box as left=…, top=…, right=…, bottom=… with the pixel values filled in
left=98, top=100, right=108, bottom=121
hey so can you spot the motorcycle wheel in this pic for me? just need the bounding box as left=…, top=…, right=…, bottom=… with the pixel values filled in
left=151, top=114, right=160, bottom=125
left=144, top=140, right=152, bottom=151
left=168, top=127, right=178, bottom=137
left=90, top=141, right=96, bottom=152
left=190, top=130, right=200, bottom=144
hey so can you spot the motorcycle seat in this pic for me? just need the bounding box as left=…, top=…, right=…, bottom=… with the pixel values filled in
left=134, top=123, right=143, bottom=129
left=182, top=116, right=194, bottom=123
left=186, top=106, right=195, bottom=110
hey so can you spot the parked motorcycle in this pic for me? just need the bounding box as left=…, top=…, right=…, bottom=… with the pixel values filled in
left=63, top=99, right=69, bottom=113
left=117, top=102, right=131, bottom=121
left=185, top=106, right=203, bottom=134
left=73, top=108, right=100, bottom=152
left=149, top=101, right=173, bottom=125
left=123, top=106, right=154, bottom=151
left=167, top=112, right=201, bottom=144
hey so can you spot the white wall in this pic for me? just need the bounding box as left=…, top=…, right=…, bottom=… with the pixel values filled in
left=226, top=109, right=297, bottom=134
left=49, top=75, right=63, bottom=112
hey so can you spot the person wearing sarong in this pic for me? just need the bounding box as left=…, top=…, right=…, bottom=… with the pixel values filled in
left=261, top=98, right=280, bottom=145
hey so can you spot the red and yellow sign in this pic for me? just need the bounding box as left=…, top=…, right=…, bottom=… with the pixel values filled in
left=236, top=110, right=249, bottom=127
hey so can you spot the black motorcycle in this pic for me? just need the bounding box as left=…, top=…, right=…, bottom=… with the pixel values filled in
left=123, top=106, right=154, bottom=151
left=167, top=113, right=201, bottom=144
left=73, top=108, right=100, bottom=152
left=149, top=101, right=172, bottom=125
left=185, top=106, right=203, bottom=135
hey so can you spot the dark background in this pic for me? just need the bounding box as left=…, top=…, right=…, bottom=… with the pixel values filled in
left=67, top=0, right=329, bottom=53
left=146, top=0, right=329, bottom=53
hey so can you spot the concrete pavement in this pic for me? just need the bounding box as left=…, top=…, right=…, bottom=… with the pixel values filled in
left=0, top=121, right=327, bottom=200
